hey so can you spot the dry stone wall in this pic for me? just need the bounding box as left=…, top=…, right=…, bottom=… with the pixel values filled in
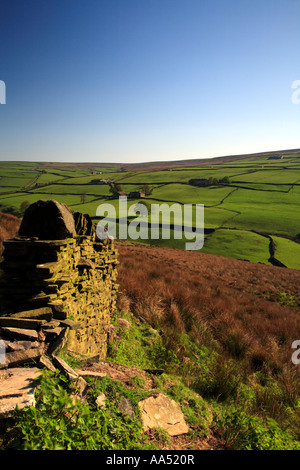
left=0, top=200, right=118, bottom=363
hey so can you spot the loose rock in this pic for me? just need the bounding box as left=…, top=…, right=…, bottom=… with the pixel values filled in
left=95, top=392, right=106, bottom=408
left=0, top=367, right=41, bottom=417
left=117, top=318, right=130, bottom=329
left=138, top=393, right=189, bottom=436
left=118, top=396, right=135, bottom=419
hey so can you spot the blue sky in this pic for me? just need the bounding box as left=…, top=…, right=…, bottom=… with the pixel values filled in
left=0, top=0, right=300, bottom=163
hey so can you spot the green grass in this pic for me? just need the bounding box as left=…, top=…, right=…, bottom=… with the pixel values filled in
left=150, top=183, right=234, bottom=205
left=201, top=229, right=271, bottom=264
left=108, top=310, right=178, bottom=369
left=132, top=227, right=272, bottom=263
left=221, top=187, right=300, bottom=236
left=0, top=186, right=19, bottom=194
left=272, top=236, right=300, bottom=270
left=31, top=183, right=112, bottom=196
left=124, top=228, right=201, bottom=250
left=34, top=173, right=69, bottom=184
left=54, top=174, right=118, bottom=185
left=231, top=169, right=300, bottom=184
left=0, top=157, right=300, bottom=268
left=0, top=176, right=38, bottom=188
left=231, top=183, right=293, bottom=192
left=0, top=192, right=96, bottom=214
left=4, top=306, right=299, bottom=450
left=0, top=170, right=38, bottom=178
left=115, top=167, right=253, bottom=184
left=34, top=168, right=91, bottom=178
left=0, top=162, right=39, bottom=169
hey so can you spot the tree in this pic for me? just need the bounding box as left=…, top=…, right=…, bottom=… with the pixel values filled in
left=20, top=200, right=31, bottom=215
left=142, top=184, right=153, bottom=196
left=109, top=183, right=123, bottom=196
left=207, top=177, right=219, bottom=186
left=219, top=176, right=230, bottom=185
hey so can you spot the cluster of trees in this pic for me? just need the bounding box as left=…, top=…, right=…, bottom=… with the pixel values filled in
left=190, top=176, right=231, bottom=187
left=205, top=176, right=231, bottom=186
left=109, top=183, right=153, bottom=197
left=141, top=184, right=153, bottom=196
left=109, top=183, right=123, bottom=196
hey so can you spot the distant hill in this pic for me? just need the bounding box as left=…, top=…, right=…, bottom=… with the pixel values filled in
left=5, top=147, right=300, bottom=171
left=116, top=147, right=300, bottom=171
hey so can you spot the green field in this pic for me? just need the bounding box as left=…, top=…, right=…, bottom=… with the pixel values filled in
left=31, top=183, right=112, bottom=196
left=272, top=236, right=300, bottom=270
left=0, top=155, right=299, bottom=269
left=150, top=183, right=234, bottom=205
left=113, top=167, right=253, bottom=184
left=201, top=229, right=272, bottom=264
left=231, top=169, right=300, bottom=184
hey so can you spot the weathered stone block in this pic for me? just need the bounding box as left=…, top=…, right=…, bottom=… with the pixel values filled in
left=0, top=317, right=46, bottom=330
left=0, top=327, right=39, bottom=341
left=9, top=307, right=53, bottom=321
left=1, top=346, right=44, bottom=369
left=18, top=200, right=77, bottom=240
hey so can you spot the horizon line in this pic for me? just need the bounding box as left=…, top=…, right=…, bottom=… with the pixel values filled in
left=1, top=146, right=300, bottom=166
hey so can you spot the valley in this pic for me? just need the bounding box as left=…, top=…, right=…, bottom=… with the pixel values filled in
left=0, top=150, right=299, bottom=269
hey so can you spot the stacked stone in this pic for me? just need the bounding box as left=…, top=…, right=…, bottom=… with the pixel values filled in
left=0, top=200, right=118, bottom=365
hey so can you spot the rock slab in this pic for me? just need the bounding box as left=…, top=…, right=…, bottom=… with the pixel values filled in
left=138, top=393, right=189, bottom=436
left=0, top=367, right=41, bottom=417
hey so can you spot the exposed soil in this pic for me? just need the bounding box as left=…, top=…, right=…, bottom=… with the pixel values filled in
left=77, top=361, right=155, bottom=389
left=75, top=360, right=227, bottom=451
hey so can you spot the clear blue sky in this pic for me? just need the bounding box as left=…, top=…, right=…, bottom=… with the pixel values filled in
left=0, top=0, right=300, bottom=163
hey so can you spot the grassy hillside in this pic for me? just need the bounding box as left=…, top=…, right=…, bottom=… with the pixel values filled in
left=114, top=242, right=300, bottom=449
left=2, top=241, right=300, bottom=450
